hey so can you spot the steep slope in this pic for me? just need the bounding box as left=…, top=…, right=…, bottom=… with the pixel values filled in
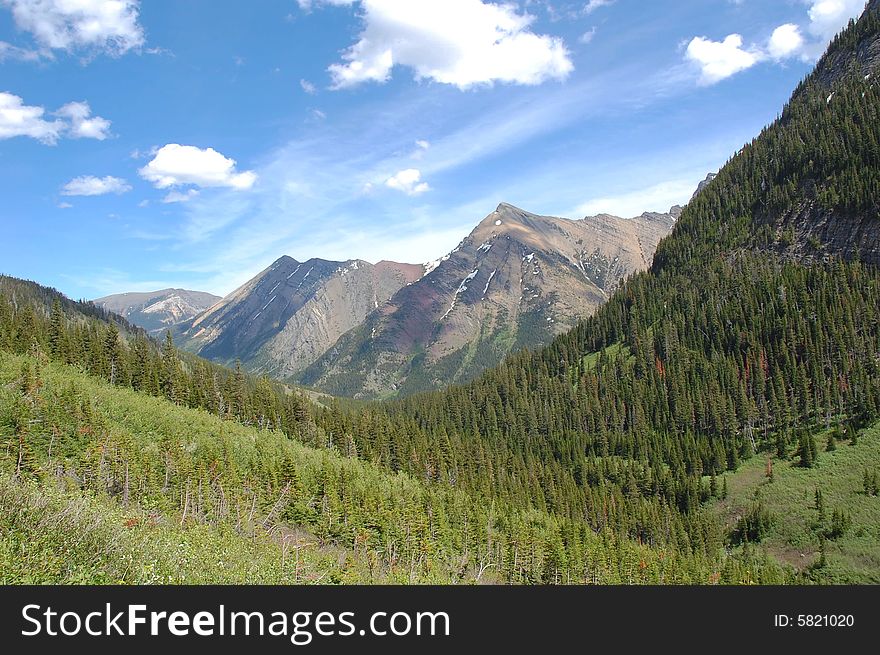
left=177, top=255, right=422, bottom=377
left=93, top=288, right=220, bottom=335
left=359, top=0, right=880, bottom=580
left=300, top=203, right=677, bottom=397
left=0, top=282, right=736, bottom=585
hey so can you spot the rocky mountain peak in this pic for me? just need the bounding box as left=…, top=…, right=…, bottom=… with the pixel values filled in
left=94, top=288, right=221, bottom=335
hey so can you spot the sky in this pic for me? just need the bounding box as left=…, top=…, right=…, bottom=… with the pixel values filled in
left=0, top=0, right=869, bottom=299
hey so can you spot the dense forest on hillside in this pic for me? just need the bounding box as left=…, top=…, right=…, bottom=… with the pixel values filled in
left=315, top=8, right=880, bottom=576
left=1, top=306, right=779, bottom=583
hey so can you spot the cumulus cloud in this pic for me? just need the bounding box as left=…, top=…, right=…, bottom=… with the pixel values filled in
left=61, top=175, right=131, bottom=196
left=768, top=23, right=804, bottom=60
left=684, top=0, right=866, bottom=84
left=385, top=168, right=430, bottom=195
left=139, top=144, right=257, bottom=191
left=0, top=91, right=63, bottom=143
left=55, top=101, right=112, bottom=139
left=0, top=0, right=145, bottom=55
left=0, top=92, right=113, bottom=143
left=685, top=34, right=761, bottom=85
left=806, top=0, right=866, bottom=40
left=307, top=0, right=572, bottom=89
left=299, top=79, right=317, bottom=94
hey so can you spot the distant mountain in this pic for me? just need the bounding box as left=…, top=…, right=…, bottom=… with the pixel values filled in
left=94, top=289, right=221, bottom=335
left=298, top=202, right=678, bottom=397
left=176, top=256, right=423, bottom=377
left=691, top=173, right=717, bottom=201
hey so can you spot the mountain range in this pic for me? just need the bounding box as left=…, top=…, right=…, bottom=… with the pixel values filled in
left=175, top=257, right=423, bottom=379
left=300, top=202, right=678, bottom=397
left=159, top=201, right=679, bottom=397
left=4, top=0, right=880, bottom=586
left=94, top=288, right=221, bottom=335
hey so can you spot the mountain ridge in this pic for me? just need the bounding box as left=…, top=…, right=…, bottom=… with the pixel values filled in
left=94, top=288, right=221, bottom=335
left=176, top=255, right=423, bottom=377
left=299, top=201, right=679, bottom=397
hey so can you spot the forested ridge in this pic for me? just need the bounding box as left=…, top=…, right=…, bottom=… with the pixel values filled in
left=317, top=5, right=880, bottom=574
left=2, top=284, right=774, bottom=583
left=1, top=5, right=880, bottom=583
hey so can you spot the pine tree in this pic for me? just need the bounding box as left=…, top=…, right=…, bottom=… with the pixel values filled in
left=798, top=434, right=816, bottom=468
left=826, top=432, right=837, bottom=452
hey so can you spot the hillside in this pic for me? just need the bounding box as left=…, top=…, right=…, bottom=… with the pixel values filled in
left=2, top=0, right=879, bottom=587
left=715, top=423, right=880, bottom=583
left=316, top=1, right=880, bottom=580
left=94, top=289, right=221, bottom=335
left=300, top=202, right=677, bottom=398
left=0, top=325, right=755, bottom=584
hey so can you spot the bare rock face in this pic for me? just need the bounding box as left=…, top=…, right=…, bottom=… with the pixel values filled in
left=176, top=256, right=422, bottom=377
left=691, top=173, right=717, bottom=201
left=93, top=289, right=221, bottom=335
left=299, top=202, right=678, bottom=398
left=768, top=201, right=880, bottom=267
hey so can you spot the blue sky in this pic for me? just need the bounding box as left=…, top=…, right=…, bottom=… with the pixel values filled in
left=0, top=0, right=868, bottom=298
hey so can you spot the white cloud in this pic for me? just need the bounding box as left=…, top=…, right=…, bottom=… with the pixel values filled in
left=55, top=101, right=112, bottom=139
left=582, top=0, right=614, bottom=15
left=57, top=201, right=73, bottom=208
left=61, top=175, right=131, bottom=196
left=0, top=0, right=145, bottom=55
left=411, top=139, right=430, bottom=159
left=0, top=93, right=111, bottom=143
left=806, top=0, right=865, bottom=40
left=139, top=144, right=257, bottom=190
left=311, top=0, right=572, bottom=90
left=575, top=177, right=700, bottom=218
left=0, top=91, right=62, bottom=142
left=385, top=168, right=430, bottom=195
left=768, top=23, right=804, bottom=60
left=685, top=0, right=867, bottom=80
left=162, top=189, right=200, bottom=204
left=579, top=27, right=597, bottom=44
left=685, top=34, right=761, bottom=85
left=300, top=79, right=317, bottom=94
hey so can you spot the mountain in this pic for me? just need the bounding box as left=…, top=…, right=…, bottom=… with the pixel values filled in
left=2, top=2, right=879, bottom=588
left=299, top=202, right=678, bottom=397
left=93, top=288, right=221, bottom=335
left=691, top=172, right=717, bottom=201
left=176, top=256, right=423, bottom=377
left=365, top=1, right=880, bottom=581
left=748, top=6, right=880, bottom=267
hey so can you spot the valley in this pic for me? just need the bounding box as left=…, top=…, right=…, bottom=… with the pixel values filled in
left=1, top=0, right=880, bottom=588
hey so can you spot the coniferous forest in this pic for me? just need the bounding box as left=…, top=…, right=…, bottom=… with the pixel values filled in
left=2, top=6, right=880, bottom=585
